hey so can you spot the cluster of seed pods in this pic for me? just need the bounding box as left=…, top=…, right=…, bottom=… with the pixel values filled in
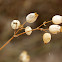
left=11, top=13, right=62, bottom=44
left=0, top=13, right=62, bottom=50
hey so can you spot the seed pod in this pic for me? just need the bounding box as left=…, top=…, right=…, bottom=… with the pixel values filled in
left=25, top=26, right=32, bottom=35
left=26, top=13, right=38, bottom=23
left=11, top=20, right=20, bottom=29
left=49, top=25, right=61, bottom=34
left=43, top=33, right=51, bottom=44
left=52, top=15, right=62, bottom=24
left=19, top=51, right=30, bottom=62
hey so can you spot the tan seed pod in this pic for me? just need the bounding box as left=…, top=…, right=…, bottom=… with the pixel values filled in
left=49, top=25, right=61, bottom=34
left=43, top=33, right=51, bottom=44
left=26, top=13, right=38, bottom=23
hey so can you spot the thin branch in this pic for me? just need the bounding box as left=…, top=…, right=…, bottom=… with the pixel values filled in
left=17, top=28, right=37, bottom=37
left=0, top=21, right=26, bottom=50
left=37, top=21, right=52, bottom=28
left=0, top=36, right=14, bottom=50
left=0, top=21, right=51, bottom=50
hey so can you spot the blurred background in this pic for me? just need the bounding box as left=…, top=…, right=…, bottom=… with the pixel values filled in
left=0, top=0, right=62, bottom=62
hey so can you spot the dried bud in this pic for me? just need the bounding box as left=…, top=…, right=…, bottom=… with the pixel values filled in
left=52, top=15, right=62, bottom=24
left=11, top=20, right=20, bottom=29
left=43, top=33, right=51, bottom=44
left=25, top=26, right=32, bottom=35
left=49, top=25, right=61, bottom=34
left=26, top=13, right=38, bottom=23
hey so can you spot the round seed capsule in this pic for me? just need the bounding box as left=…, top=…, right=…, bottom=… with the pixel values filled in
left=43, top=33, right=51, bottom=44
left=19, top=51, right=30, bottom=62
left=52, top=15, right=62, bottom=24
left=11, top=20, right=20, bottom=29
left=25, top=26, right=32, bottom=35
left=26, top=13, right=38, bottom=23
left=49, top=25, right=61, bottom=34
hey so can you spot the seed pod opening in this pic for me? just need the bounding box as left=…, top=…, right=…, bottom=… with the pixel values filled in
left=26, top=13, right=38, bottom=23
left=43, top=33, right=51, bottom=44
left=25, top=26, right=32, bottom=35
left=11, top=20, right=20, bottom=29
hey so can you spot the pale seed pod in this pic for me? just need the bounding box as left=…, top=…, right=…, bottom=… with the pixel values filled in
left=43, top=33, right=51, bottom=44
left=19, top=51, right=30, bottom=62
left=11, top=20, right=20, bottom=29
left=52, top=15, right=62, bottom=24
left=26, top=13, right=38, bottom=23
left=25, top=26, right=32, bottom=35
left=49, top=25, right=61, bottom=34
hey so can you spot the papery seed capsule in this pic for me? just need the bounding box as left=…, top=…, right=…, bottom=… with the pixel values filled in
left=11, top=20, right=20, bottom=29
left=52, top=15, right=62, bottom=24
left=49, top=25, right=61, bottom=34
left=26, top=13, right=38, bottom=23
left=43, top=33, right=51, bottom=44
left=19, top=51, right=30, bottom=62
left=25, top=26, right=32, bottom=35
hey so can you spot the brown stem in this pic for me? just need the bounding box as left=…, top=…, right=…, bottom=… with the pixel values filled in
left=0, top=36, right=14, bottom=50
left=17, top=28, right=37, bottom=36
left=0, top=22, right=26, bottom=50
left=0, top=21, right=51, bottom=50
left=37, top=21, right=51, bottom=28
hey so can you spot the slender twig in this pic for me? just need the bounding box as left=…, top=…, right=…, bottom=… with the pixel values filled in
left=17, top=28, right=37, bottom=37
left=37, top=21, right=51, bottom=28
left=0, top=21, right=51, bottom=50
left=0, top=21, right=26, bottom=50
left=0, top=36, right=14, bottom=50
left=15, top=21, right=27, bottom=34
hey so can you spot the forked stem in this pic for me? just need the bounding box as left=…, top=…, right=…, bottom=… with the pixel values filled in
left=0, top=21, right=27, bottom=50
left=0, top=21, right=51, bottom=50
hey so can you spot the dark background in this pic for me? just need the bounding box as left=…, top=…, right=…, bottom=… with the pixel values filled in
left=0, top=0, right=62, bottom=62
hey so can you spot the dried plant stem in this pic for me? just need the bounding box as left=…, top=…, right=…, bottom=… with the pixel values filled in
left=0, top=21, right=26, bottom=50
left=0, top=21, right=51, bottom=50
left=17, top=28, right=37, bottom=37
left=0, top=36, right=14, bottom=50
left=37, top=21, right=51, bottom=28
left=15, top=21, right=27, bottom=34
left=21, top=21, right=27, bottom=27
